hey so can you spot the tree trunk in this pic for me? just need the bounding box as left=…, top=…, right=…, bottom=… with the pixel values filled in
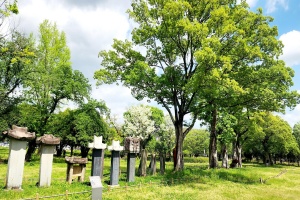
left=80, top=146, right=90, bottom=158
left=149, top=153, right=156, bottom=175
left=174, top=123, right=184, bottom=171
left=209, top=109, right=218, bottom=169
left=70, top=145, right=74, bottom=156
left=236, top=140, right=242, bottom=168
left=138, top=149, right=147, bottom=176
left=159, top=153, right=166, bottom=175
left=221, top=143, right=228, bottom=168
left=25, top=140, right=37, bottom=162
left=232, top=140, right=237, bottom=160
left=55, top=143, right=63, bottom=157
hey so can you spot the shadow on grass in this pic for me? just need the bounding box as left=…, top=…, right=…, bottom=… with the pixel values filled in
left=161, top=166, right=260, bottom=186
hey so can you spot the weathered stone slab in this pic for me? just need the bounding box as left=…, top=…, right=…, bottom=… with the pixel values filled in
left=65, top=156, right=88, bottom=164
left=3, top=125, right=35, bottom=141
left=124, top=137, right=140, bottom=153
left=36, top=134, right=60, bottom=145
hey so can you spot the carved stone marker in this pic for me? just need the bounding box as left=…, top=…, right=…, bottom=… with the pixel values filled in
left=3, top=125, right=35, bottom=189
left=88, top=136, right=107, bottom=178
left=90, top=176, right=103, bottom=200
left=65, top=157, right=88, bottom=184
left=108, top=140, right=124, bottom=186
left=124, top=137, right=140, bottom=182
left=36, top=134, right=60, bottom=187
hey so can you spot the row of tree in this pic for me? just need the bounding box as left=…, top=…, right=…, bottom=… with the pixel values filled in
left=1, top=0, right=300, bottom=171
left=94, top=0, right=300, bottom=170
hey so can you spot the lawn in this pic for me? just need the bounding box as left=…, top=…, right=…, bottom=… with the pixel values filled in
left=0, top=147, right=299, bottom=200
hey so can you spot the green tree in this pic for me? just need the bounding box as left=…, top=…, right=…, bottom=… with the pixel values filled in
left=0, top=0, right=18, bottom=19
left=183, top=129, right=209, bottom=157
left=185, top=1, right=299, bottom=168
left=244, top=112, right=299, bottom=165
left=0, top=31, right=35, bottom=127
left=47, top=100, right=109, bottom=158
left=23, top=20, right=90, bottom=161
left=95, top=0, right=299, bottom=170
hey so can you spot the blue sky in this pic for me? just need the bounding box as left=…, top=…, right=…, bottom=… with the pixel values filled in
left=246, top=0, right=300, bottom=127
left=15, top=0, right=300, bottom=128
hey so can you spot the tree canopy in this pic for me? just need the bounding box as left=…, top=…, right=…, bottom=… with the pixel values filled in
left=95, top=0, right=299, bottom=170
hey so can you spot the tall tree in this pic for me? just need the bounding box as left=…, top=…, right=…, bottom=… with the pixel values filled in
left=185, top=2, right=299, bottom=168
left=23, top=20, right=90, bottom=161
left=94, top=0, right=299, bottom=170
left=0, top=32, right=35, bottom=119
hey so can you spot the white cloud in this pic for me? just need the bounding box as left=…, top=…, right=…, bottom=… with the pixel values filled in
left=266, top=0, right=288, bottom=13
left=246, top=0, right=259, bottom=7
left=278, top=104, right=300, bottom=128
left=279, top=30, right=300, bottom=67
left=92, top=84, right=149, bottom=121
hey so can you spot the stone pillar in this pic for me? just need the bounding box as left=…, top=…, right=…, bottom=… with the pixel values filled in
left=108, top=140, right=124, bottom=186
left=36, top=134, right=60, bottom=187
left=124, top=137, right=140, bottom=182
left=3, top=125, right=35, bottom=190
left=88, top=136, right=107, bottom=178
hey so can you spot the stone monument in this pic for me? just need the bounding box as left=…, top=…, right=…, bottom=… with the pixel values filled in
left=124, top=137, right=140, bottom=182
left=108, top=140, right=124, bottom=186
left=88, top=136, right=107, bottom=178
left=3, top=125, right=35, bottom=189
left=36, top=134, right=60, bottom=187
left=65, top=157, right=88, bottom=183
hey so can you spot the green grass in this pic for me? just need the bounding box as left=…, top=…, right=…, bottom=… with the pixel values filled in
left=0, top=147, right=300, bottom=199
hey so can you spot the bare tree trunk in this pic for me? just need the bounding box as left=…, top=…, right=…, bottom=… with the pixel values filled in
left=138, top=149, right=147, bottom=176
left=149, top=153, right=156, bottom=175
left=236, top=141, right=242, bottom=168
left=209, top=109, right=218, bottom=169
left=221, top=143, right=228, bottom=168
left=70, top=145, right=74, bottom=157
left=25, top=140, right=37, bottom=162
left=232, top=140, right=237, bottom=160
left=159, top=153, right=166, bottom=175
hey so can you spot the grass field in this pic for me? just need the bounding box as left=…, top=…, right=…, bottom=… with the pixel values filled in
left=0, top=147, right=299, bottom=199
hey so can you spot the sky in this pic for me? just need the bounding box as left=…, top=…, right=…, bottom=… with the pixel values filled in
left=10, top=0, right=300, bottom=128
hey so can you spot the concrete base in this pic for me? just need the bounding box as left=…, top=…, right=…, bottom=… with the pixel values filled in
left=6, top=139, right=27, bottom=189
left=39, top=145, right=55, bottom=187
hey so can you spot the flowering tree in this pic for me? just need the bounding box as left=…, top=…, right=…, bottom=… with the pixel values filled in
left=123, top=104, right=156, bottom=148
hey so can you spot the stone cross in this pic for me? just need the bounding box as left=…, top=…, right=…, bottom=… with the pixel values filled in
left=88, top=136, right=107, bottom=178
left=108, top=140, right=124, bottom=186
left=124, top=137, right=140, bottom=182
left=3, top=125, right=35, bottom=190
left=36, top=134, right=60, bottom=187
